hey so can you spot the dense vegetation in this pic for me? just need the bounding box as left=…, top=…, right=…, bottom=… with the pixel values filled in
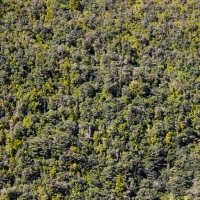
left=0, top=0, right=200, bottom=199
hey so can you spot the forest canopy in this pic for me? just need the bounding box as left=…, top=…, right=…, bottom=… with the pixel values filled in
left=0, top=0, right=200, bottom=199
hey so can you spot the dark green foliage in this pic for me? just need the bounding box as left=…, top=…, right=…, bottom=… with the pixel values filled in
left=0, top=0, right=200, bottom=199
